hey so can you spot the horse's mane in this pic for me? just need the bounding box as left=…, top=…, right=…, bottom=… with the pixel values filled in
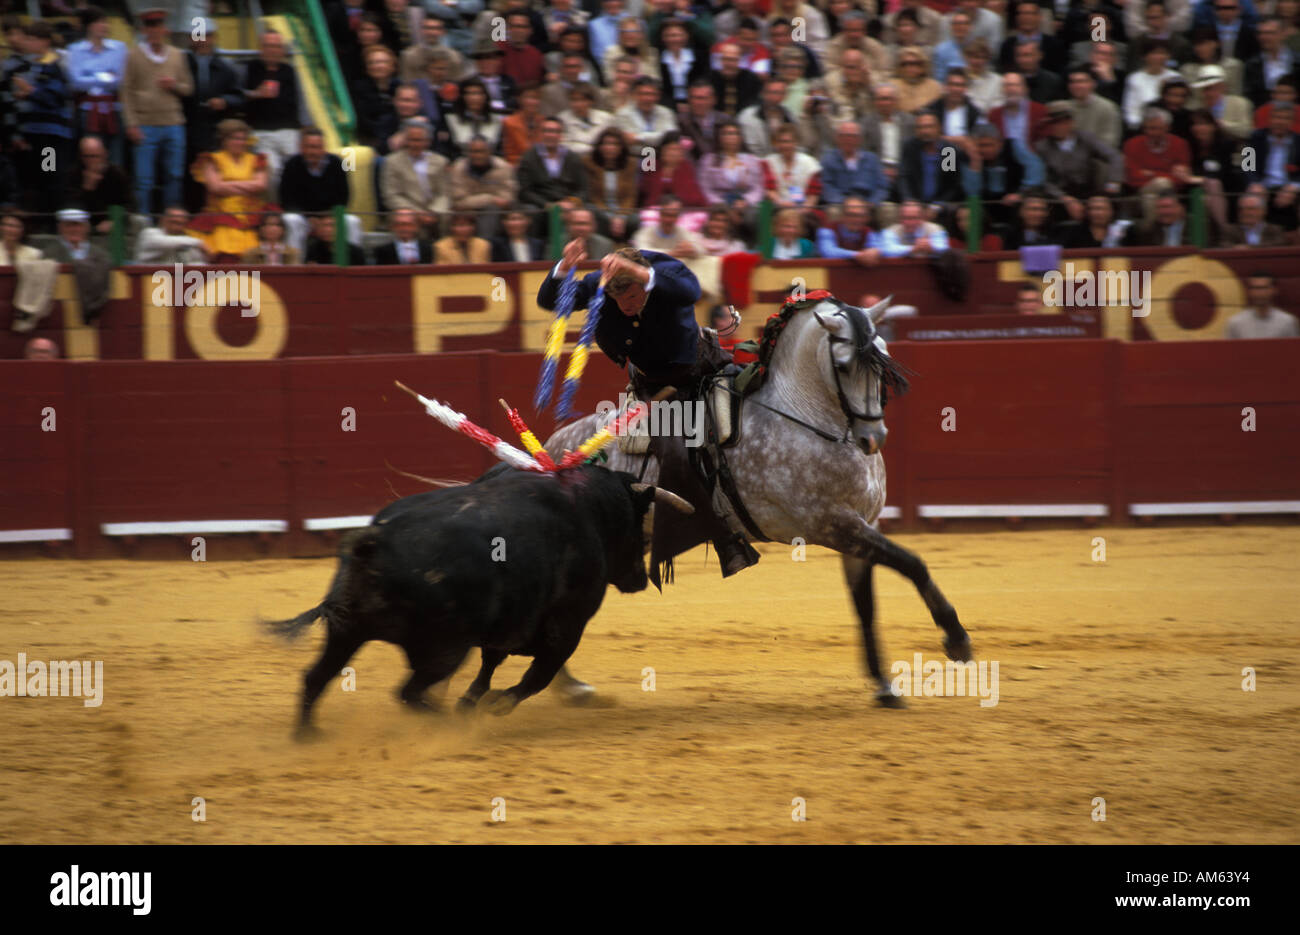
left=754, top=292, right=911, bottom=401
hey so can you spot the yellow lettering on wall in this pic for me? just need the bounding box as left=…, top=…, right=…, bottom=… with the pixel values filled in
left=1096, top=257, right=1132, bottom=339
left=746, top=264, right=828, bottom=315
left=142, top=276, right=174, bottom=360
left=1144, top=255, right=1242, bottom=341
left=413, top=273, right=512, bottom=353
left=184, top=280, right=287, bottom=359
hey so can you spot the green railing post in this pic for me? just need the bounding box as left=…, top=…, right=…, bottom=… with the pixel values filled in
left=548, top=204, right=564, bottom=260
left=333, top=204, right=349, bottom=267
left=757, top=199, right=773, bottom=258
left=109, top=204, right=126, bottom=267
left=295, top=0, right=356, bottom=139
left=966, top=196, right=982, bottom=253
left=1189, top=186, right=1207, bottom=248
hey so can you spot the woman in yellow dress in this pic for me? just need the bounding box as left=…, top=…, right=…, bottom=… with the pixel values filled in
left=189, top=119, right=269, bottom=260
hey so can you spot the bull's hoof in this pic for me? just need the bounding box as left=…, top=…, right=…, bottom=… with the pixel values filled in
left=479, top=689, right=519, bottom=716
left=399, top=695, right=442, bottom=714
left=553, top=675, right=598, bottom=706
left=293, top=723, right=323, bottom=743
left=455, top=695, right=480, bottom=715
left=875, top=687, right=907, bottom=709
left=943, top=635, right=974, bottom=663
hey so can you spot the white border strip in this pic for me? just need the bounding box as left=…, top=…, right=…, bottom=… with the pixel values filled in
left=0, top=528, right=73, bottom=543
left=303, top=516, right=374, bottom=531
left=1129, top=501, right=1300, bottom=516
left=879, top=506, right=901, bottom=520
left=101, top=520, right=288, bottom=535
left=918, top=504, right=1109, bottom=518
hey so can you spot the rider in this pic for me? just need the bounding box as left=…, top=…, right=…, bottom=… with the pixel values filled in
left=537, top=238, right=760, bottom=577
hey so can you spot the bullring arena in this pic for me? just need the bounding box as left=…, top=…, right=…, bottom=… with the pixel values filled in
left=4, top=249, right=1299, bottom=846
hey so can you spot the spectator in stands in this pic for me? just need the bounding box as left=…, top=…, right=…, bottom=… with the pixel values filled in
left=586, top=127, right=639, bottom=243
left=696, top=204, right=748, bottom=255
left=1221, top=191, right=1290, bottom=245
left=354, top=46, right=404, bottom=154
left=930, top=8, right=971, bottom=83
left=632, top=193, right=701, bottom=256
left=401, top=15, right=466, bottom=82
left=884, top=0, right=941, bottom=49
left=375, top=206, right=435, bottom=265
left=821, top=121, right=889, bottom=206
left=1243, top=101, right=1300, bottom=227
left=1244, top=16, right=1300, bottom=105
left=678, top=81, right=728, bottom=161
left=446, top=77, right=504, bottom=154
left=65, top=6, right=126, bottom=166
left=564, top=205, right=615, bottom=258
left=862, top=83, right=916, bottom=187
left=891, top=46, right=942, bottom=115
left=1015, top=282, right=1045, bottom=316
left=963, top=38, right=1004, bottom=115
left=557, top=82, right=613, bottom=156
left=490, top=205, right=544, bottom=262
left=1063, top=194, right=1133, bottom=248
left=280, top=128, right=357, bottom=258
left=738, top=78, right=798, bottom=158
left=1065, top=67, right=1123, bottom=149
left=603, top=17, right=657, bottom=79
left=1125, top=38, right=1183, bottom=130
left=878, top=200, right=949, bottom=257
left=1125, top=192, right=1197, bottom=245
left=1000, top=192, right=1065, bottom=248
left=384, top=83, right=431, bottom=153
left=380, top=0, right=420, bottom=52
left=897, top=113, right=965, bottom=215
left=712, top=0, right=760, bottom=46
left=940, top=0, right=1004, bottom=51
left=825, top=12, right=888, bottom=81
left=815, top=195, right=881, bottom=265
left=1158, top=76, right=1196, bottom=139
left=412, top=52, right=460, bottom=157
left=305, top=212, right=366, bottom=265
left=330, top=9, right=382, bottom=88
left=1124, top=106, right=1193, bottom=219
left=499, top=8, right=545, bottom=89
left=658, top=18, right=707, bottom=112
left=43, top=208, right=111, bottom=324
left=1186, top=108, right=1240, bottom=230
left=502, top=85, right=545, bottom=165
left=189, top=119, right=269, bottom=261
left=12, top=21, right=74, bottom=223
left=589, top=0, right=627, bottom=66
left=1088, top=40, right=1128, bottom=106
left=1015, top=40, right=1065, bottom=106
left=1183, top=26, right=1245, bottom=98
left=697, top=119, right=765, bottom=233
left=0, top=210, right=39, bottom=266
left=543, top=53, right=607, bottom=117
left=1036, top=102, right=1124, bottom=222
left=603, top=56, right=643, bottom=114
left=1071, top=11, right=1126, bottom=72
left=470, top=40, right=517, bottom=115
left=543, top=24, right=601, bottom=86
left=1193, top=65, right=1253, bottom=138
left=639, top=130, right=707, bottom=211
left=23, top=337, right=59, bottom=359
left=73, top=135, right=131, bottom=235
left=928, top=69, right=981, bottom=146
left=380, top=119, right=450, bottom=235
left=182, top=18, right=241, bottom=163
left=240, top=212, right=300, bottom=265
left=135, top=205, right=208, bottom=263
left=769, top=207, right=817, bottom=258
left=1200, top=0, right=1260, bottom=63
left=242, top=29, right=303, bottom=202
left=615, top=75, right=677, bottom=148
left=964, top=121, right=1045, bottom=217
left=999, top=1, right=1065, bottom=75
left=711, top=41, right=762, bottom=116
left=1225, top=271, right=1300, bottom=337
left=517, top=116, right=588, bottom=222
left=450, top=135, right=518, bottom=237
left=1129, top=1, right=1191, bottom=70
left=765, top=123, right=820, bottom=212
left=824, top=49, right=874, bottom=126
left=989, top=72, right=1047, bottom=149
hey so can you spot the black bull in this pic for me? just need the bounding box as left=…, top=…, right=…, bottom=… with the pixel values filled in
left=266, top=464, right=691, bottom=737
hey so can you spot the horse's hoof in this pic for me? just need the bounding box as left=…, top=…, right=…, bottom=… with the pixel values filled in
left=944, top=635, right=973, bottom=663
left=455, top=696, right=479, bottom=715
left=293, top=723, right=323, bottom=743
left=875, top=687, right=907, bottom=709
left=555, top=677, right=598, bottom=706
left=479, top=689, right=518, bottom=716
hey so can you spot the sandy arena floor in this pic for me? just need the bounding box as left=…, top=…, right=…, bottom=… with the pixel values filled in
left=1, top=526, right=1297, bottom=844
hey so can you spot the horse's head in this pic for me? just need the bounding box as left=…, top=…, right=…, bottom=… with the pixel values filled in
left=811, top=295, right=910, bottom=456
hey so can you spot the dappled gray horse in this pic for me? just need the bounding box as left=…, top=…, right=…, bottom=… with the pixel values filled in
left=545, top=294, right=972, bottom=706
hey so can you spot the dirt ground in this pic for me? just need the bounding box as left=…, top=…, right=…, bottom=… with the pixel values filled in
left=1, top=526, right=1297, bottom=844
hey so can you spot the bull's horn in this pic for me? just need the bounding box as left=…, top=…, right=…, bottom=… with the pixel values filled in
left=631, top=483, right=695, bottom=514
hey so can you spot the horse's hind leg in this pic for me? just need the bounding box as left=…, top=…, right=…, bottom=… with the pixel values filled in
left=845, top=524, right=972, bottom=662
left=842, top=556, right=905, bottom=707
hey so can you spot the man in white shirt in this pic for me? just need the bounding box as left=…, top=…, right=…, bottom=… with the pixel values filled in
left=1225, top=272, right=1300, bottom=338
left=939, top=0, right=1004, bottom=51
left=1124, top=37, right=1181, bottom=130
left=614, top=76, right=676, bottom=148
left=633, top=195, right=700, bottom=258
left=135, top=205, right=208, bottom=263
left=879, top=200, right=949, bottom=258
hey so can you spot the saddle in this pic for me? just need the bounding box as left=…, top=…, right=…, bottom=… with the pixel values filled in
left=615, top=358, right=746, bottom=455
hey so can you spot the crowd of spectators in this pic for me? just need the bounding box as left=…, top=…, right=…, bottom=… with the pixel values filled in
left=2, top=0, right=1300, bottom=342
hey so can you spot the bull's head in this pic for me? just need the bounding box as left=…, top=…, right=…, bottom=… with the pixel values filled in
left=608, top=481, right=693, bottom=593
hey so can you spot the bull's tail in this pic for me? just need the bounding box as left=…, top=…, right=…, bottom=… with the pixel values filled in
left=263, top=605, right=324, bottom=640
left=262, top=527, right=377, bottom=641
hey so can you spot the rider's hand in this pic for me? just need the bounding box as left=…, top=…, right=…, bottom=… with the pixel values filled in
left=558, top=237, right=587, bottom=275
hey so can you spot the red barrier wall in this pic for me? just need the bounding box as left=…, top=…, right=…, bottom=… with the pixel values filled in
left=2, top=339, right=1296, bottom=558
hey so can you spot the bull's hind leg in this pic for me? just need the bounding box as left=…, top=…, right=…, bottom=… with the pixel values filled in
left=399, top=642, right=471, bottom=713
left=456, top=649, right=508, bottom=713
left=842, top=556, right=904, bottom=708
left=550, top=666, right=597, bottom=705
left=297, top=631, right=366, bottom=741
left=479, top=642, right=579, bottom=716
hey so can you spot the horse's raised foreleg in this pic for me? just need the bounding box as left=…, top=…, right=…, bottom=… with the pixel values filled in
left=842, top=556, right=905, bottom=707
left=839, top=521, right=973, bottom=665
